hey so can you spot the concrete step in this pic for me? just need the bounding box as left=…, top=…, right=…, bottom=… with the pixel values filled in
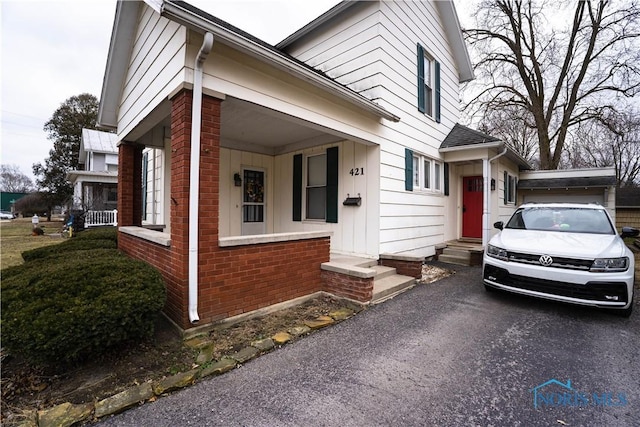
left=370, top=265, right=397, bottom=280
left=438, top=254, right=471, bottom=266
left=372, top=274, right=416, bottom=304
left=329, top=255, right=378, bottom=268
left=442, top=248, right=471, bottom=259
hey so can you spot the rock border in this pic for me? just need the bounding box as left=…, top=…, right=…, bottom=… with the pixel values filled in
left=20, top=307, right=358, bottom=427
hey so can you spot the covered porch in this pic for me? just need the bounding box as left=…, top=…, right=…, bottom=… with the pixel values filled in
left=116, top=90, right=387, bottom=331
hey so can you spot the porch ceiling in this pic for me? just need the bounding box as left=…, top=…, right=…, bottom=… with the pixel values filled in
left=142, top=96, right=346, bottom=155
left=220, top=97, right=344, bottom=155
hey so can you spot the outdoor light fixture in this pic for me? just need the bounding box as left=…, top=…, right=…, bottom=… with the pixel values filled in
left=234, top=173, right=242, bottom=187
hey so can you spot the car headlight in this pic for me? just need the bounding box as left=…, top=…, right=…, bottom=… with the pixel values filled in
left=486, top=244, right=509, bottom=261
left=590, top=257, right=629, bottom=272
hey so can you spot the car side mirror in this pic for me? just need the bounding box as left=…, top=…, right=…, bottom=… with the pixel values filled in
left=620, top=226, right=639, bottom=239
left=494, top=221, right=504, bottom=230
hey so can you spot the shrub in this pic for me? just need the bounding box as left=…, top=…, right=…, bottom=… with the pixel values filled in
left=22, top=237, right=117, bottom=262
left=74, top=227, right=118, bottom=242
left=1, top=250, right=166, bottom=365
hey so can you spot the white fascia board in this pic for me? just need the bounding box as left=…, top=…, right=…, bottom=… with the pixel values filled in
left=439, top=141, right=502, bottom=153
left=97, top=1, right=140, bottom=130
left=435, top=0, right=474, bottom=83
left=160, top=1, right=400, bottom=122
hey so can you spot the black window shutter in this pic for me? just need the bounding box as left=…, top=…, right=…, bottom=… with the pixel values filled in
left=293, top=154, right=302, bottom=221
left=326, top=147, right=339, bottom=223
left=417, top=44, right=425, bottom=113
left=514, top=177, right=518, bottom=204
left=503, top=171, right=508, bottom=204
left=443, top=162, right=449, bottom=196
left=405, top=148, right=413, bottom=191
left=435, top=61, right=441, bottom=123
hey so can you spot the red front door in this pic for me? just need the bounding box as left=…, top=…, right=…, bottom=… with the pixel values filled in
left=462, top=176, right=483, bottom=238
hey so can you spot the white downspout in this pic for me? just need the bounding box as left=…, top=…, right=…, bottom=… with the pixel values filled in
left=483, top=146, right=508, bottom=247
left=188, top=32, right=214, bottom=324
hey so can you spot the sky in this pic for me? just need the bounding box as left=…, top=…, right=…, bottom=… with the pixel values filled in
left=0, top=0, right=345, bottom=182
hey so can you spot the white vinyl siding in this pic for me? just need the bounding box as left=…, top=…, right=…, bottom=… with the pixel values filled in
left=282, top=1, right=460, bottom=253
left=118, top=4, right=187, bottom=138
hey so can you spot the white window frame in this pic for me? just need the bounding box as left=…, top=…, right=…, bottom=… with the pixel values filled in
left=423, top=53, right=434, bottom=117
left=305, top=153, right=327, bottom=220
left=504, top=172, right=517, bottom=205
left=413, top=154, right=443, bottom=193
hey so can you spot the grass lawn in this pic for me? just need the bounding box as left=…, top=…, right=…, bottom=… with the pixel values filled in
left=1, top=217, right=66, bottom=269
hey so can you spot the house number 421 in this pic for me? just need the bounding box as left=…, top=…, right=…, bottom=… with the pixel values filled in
left=349, top=168, right=364, bottom=176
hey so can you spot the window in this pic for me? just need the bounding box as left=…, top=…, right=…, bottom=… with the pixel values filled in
left=504, top=171, right=518, bottom=204
left=423, top=55, right=433, bottom=117
left=410, top=153, right=443, bottom=192
left=417, top=44, right=441, bottom=122
left=306, top=154, right=326, bottom=220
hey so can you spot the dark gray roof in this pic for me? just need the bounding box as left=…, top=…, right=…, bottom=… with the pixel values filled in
left=440, top=123, right=500, bottom=149
left=616, top=187, right=640, bottom=208
left=518, top=176, right=617, bottom=190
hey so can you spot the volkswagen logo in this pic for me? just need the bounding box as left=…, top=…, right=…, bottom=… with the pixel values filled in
left=539, top=255, right=553, bottom=267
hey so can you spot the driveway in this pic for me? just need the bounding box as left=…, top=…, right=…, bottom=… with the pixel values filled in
left=98, top=264, right=639, bottom=426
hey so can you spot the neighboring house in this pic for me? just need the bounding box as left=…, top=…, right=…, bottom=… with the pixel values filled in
left=96, top=0, right=580, bottom=332
left=67, top=129, right=119, bottom=226
left=616, top=187, right=640, bottom=231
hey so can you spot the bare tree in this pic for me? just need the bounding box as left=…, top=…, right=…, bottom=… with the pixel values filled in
left=563, top=108, right=640, bottom=186
left=464, top=0, right=640, bottom=169
left=0, top=164, right=34, bottom=193
left=477, top=105, right=539, bottom=164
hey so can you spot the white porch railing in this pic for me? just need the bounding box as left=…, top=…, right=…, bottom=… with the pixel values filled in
left=85, top=210, right=118, bottom=228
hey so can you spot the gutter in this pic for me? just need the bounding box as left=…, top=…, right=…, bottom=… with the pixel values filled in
left=482, top=145, right=508, bottom=247
left=188, top=31, right=214, bottom=324
left=160, top=1, right=400, bottom=123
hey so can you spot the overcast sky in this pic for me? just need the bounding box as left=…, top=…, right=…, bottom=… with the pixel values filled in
left=0, top=0, right=348, bottom=182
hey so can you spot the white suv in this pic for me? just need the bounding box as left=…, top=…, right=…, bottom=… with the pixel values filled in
left=483, top=203, right=638, bottom=317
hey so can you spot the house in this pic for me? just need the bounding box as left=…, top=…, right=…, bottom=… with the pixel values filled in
left=97, top=0, right=534, bottom=332
left=67, top=129, right=119, bottom=226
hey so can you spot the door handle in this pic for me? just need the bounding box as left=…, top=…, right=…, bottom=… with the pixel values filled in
left=463, top=205, right=466, bottom=213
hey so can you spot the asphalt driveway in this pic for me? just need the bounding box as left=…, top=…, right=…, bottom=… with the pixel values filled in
left=97, top=264, right=639, bottom=426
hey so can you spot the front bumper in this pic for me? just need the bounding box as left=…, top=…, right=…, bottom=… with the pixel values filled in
left=483, top=256, right=634, bottom=309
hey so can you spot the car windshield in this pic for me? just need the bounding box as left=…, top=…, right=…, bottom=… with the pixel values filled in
left=505, top=206, right=615, bottom=234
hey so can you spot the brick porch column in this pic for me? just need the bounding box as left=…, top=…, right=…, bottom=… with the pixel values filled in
left=168, top=89, right=222, bottom=328
left=117, top=142, right=143, bottom=227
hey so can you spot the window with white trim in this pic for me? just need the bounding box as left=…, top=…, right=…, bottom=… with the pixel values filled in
left=306, top=154, right=327, bottom=220
left=504, top=171, right=518, bottom=204
left=417, top=44, right=441, bottom=122
left=423, top=54, right=434, bottom=117
left=413, top=154, right=443, bottom=192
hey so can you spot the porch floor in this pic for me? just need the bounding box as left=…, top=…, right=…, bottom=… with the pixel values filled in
left=326, top=254, right=416, bottom=303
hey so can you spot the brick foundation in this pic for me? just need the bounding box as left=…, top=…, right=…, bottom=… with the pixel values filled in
left=379, top=259, right=423, bottom=278
left=321, top=270, right=373, bottom=302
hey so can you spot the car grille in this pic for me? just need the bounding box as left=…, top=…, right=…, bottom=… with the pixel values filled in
left=484, top=265, right=629, bottom=303
left=506, top=251, right=593, bottom=271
